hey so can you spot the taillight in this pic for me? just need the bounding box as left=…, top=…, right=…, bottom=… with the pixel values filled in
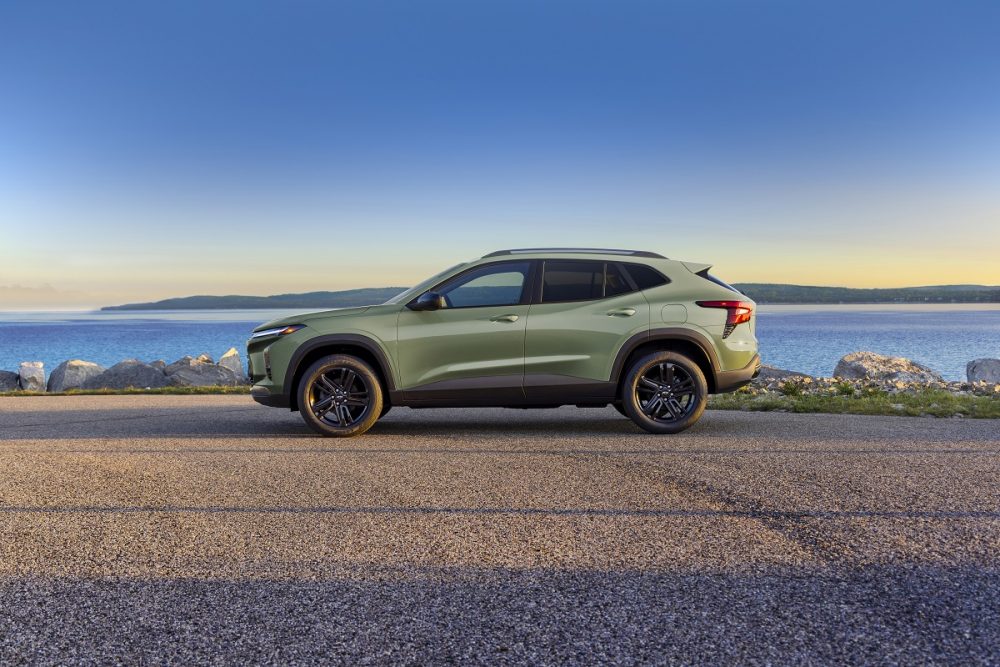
left=696, top=300, right=754, bottom=338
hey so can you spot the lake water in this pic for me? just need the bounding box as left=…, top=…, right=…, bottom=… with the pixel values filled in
left=1, top=305, right=998, bottom=381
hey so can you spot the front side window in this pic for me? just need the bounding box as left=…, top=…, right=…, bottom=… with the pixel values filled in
left=436, top=261, right=530, bottom=308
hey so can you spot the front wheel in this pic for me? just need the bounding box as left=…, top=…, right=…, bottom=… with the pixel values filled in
left=298, top=354, right=383, bottom=437
left=621, top=351, right=708, bottom=434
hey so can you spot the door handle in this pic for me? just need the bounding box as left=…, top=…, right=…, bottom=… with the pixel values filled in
left=490, top=314, right=519, bottom=323
left=607, top=308, right=636, bottom=317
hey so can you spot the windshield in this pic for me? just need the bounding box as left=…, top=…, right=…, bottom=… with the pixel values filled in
left=383, top=263, right=468, bottom=305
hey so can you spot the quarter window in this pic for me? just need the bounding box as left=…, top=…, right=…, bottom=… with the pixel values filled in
left=623, top=263, right=669, bottom=290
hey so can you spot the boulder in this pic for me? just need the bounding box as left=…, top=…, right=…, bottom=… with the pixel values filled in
left=0, top=370, right=19, bottom=391
left=149, top=360, right=166, bottom=372
left=196, top=353, right=214, bottom=364
left=967, top=358, right=1000, bottom=384
left=169, top=365, right=242, bottom=387
left=218, top=348, right=246, bottom=381
left=833, top=351, right=942, bottom=384
left=18, top=361, right=45, bottom=392
left=81, top=359, right=171, bottom=390
left=164, top=355, right=242, bottom=387
left=164, top=356, right=193, bottom=375
left=47, top=360, right=106, bottom=392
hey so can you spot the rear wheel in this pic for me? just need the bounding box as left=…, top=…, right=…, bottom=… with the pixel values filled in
left=298, top=354, right=383, bottom=437
left=622, top=351, right=707, bottom=434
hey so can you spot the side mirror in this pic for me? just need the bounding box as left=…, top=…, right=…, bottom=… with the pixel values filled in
left=408, top=291, right=447, bottom=311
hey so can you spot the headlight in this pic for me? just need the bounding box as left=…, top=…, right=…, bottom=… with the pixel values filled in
left=250, top=324, right=305, bottom=340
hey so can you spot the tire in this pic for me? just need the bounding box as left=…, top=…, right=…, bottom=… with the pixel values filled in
left=621, top=351, right=708, bottom=434
left=379, top=404, right=392, bottom=419
left=297, top=354, right=383, bottom=437
left=613, top=402, right=628, bottom=417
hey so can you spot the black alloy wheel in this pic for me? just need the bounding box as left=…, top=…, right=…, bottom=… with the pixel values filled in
left=298, top=354, right=383, bottom=437
left=637, top=362, right=697, bottom=422
left=622, top=351, right=708, bottom=434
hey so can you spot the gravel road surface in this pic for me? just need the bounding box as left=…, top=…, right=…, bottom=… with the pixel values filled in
left=1, top=396, right=998, bottom=665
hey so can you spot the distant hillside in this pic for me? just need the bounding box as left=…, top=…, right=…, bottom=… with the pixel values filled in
left=102, top=283, right=1000, bottom=310
left=102, top=288, right=407, bottom=311
left=733, top=283, right=1000, bottom=304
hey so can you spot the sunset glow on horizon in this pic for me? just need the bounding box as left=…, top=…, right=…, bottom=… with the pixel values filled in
left=2, top=1, right=998, bottom=308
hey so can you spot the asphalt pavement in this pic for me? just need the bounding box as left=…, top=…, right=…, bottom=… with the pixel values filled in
left=0, top=395, right=997, bottom=665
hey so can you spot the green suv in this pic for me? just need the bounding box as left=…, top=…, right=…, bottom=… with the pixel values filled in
left=248, top=248, right=759, bottom=436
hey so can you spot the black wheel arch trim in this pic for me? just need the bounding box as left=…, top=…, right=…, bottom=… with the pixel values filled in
left=611, top=328, right=722, bottom=392
left=283, top=334, right=397, bottom=407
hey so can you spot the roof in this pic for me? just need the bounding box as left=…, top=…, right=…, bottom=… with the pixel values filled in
left=482, top=248, right=666, bottom=259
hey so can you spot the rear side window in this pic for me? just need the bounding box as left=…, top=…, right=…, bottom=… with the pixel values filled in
left=542, top=261, right=603, bottom=302
left=623, top=263, right=669, bottom=290
left=541, top=260, right=640, bottom=303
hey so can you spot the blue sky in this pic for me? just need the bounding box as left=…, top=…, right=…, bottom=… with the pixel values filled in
left=1, top=1, right=998, bottom=306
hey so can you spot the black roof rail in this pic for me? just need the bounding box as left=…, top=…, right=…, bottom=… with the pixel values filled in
left=483, top=248, right=667, bottom=259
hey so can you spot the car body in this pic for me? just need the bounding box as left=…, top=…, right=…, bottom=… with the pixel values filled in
left=247, top=248, right=759, bottom=436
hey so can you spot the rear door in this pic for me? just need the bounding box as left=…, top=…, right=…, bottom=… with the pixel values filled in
left=523, top=260, right=649, bottom=393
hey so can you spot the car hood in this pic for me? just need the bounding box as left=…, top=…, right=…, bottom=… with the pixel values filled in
left=252, top=304, right=399, bottom=332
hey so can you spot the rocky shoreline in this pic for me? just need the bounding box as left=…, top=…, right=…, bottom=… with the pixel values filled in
left=750, top=352, right=1000, bottom=397
left=0, top=349, right=248, bottom=392
left=1, top=349, right=998, bottom=396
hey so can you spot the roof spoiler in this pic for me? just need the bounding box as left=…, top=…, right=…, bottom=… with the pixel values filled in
left=681, top=261, right=712, bottom=274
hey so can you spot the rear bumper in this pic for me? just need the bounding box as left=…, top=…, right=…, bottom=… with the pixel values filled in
left=250, top=384, right=290, bottom=408
left=713, top=354, right=760, bottom=394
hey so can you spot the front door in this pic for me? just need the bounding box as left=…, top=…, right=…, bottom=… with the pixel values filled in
left=396, top=260, right=533, bottom=403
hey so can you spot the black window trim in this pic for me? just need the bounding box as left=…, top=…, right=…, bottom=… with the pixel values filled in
left=411, top=259, right=537, bottom=310
left=410, top=258, right=671, bottom=310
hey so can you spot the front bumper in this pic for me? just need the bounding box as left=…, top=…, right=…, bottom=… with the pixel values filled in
left=713, top=353, right=761, bottom=394
left=250, top=384, right=290, bottom=408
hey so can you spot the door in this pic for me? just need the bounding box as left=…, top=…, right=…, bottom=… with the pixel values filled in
left=523, top=260, right=649, bottom=396
left=396, top=260, right=533, bottom=402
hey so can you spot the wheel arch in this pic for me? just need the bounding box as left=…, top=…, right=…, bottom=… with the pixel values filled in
left=286, top=334, right=396, bottom=411
left=612, top=329, right=719, bottom=395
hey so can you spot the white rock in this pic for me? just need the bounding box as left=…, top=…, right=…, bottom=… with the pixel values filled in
left=18, top=361, right=46, bottom=392
left=218, top=348, right=246, bottom=380
left=47, top=360, right=106, bottom=392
